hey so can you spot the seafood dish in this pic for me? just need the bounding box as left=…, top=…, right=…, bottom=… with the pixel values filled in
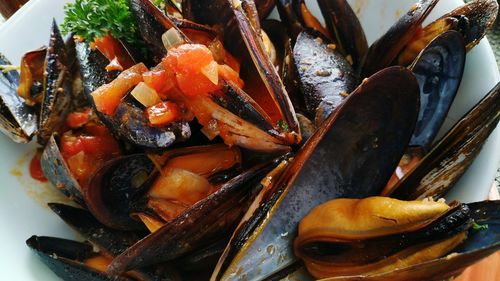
left=0, top=0, right=499, bottom=280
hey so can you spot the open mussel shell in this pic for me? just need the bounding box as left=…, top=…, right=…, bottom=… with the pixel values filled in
left=204, top=82, right=292, bottom=152
left=182, top=0, right=234, bottom=26
left=129, top=0, right=167, bottom=65
left=26, top=236, right=128, bottom=281
left=316, top=0, right=368, bottom=70
left=183, top=0, right=274, bottom=29
left=409, top=30, right=466, bottom=150
left=0, top=53, right=37, bottom=143
left=276, top=0, right=306, bottom=42
left=75, top=41, right=190, bottom=150
left=294, top=198, right=472, bottom=279
left=129, top=0, right=198, bottom=65
left=47, top=203, right=181, bottom=281
left=361, top=0, right=439, bottom=78
left=293, top=30, right=357, bottom=125
left=85, top=154, right=155, bottom=231
left=319, top=200, right=500, bottom=281
left=38, top=19, right=73, bottom=145
left=229, top=0, right=301, bottom=141
left=41, top=134, right=85, bottom=205
left=398, top=0, right=499, bottom=67
left=75, top=41, right=118, bottom=95
left=390, top=80, right=500, bottom=200
left=48, top=203, right=147, bottom=256
left=445, top=0, right=499, bottom=51
left=108, top=157, right=282, bottom=274
left=261, top=20, right=305, bottom=114
left=27, top=235, right=180, bottom=281
left=17, top=47, right=47, bottom=106
left=211, top=67, right=420, bottom=280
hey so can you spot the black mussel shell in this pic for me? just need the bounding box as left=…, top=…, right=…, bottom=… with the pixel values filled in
left=409, top=30, right=466, bottom=151
left=38, top=20, right=73, bottom=145
left=0, top=54, right=37, bottom=143
left=41, top=134, right=85, bottom=205
left=293, top=31, right=357, bottom=125
left=84, top=154, right=155, bottom=230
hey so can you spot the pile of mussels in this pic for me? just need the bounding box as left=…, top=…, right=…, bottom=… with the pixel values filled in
left=0, top=0, right=499, bottom=280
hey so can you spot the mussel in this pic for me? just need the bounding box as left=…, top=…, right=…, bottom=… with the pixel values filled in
left=27, top=236, right=127, bottom=281
left=275, top=0, right=361, bottom=125
left=383, top=30, right=467, bottom=193
left=211, top=67, right=421, bottom=280
left=294, top=197, right=500, bottom=281
left=41, top=135, right=87, bottom=206
left=5, top=1, right=499, bottom=281
left=0, top=53, right=37, bottom=143
left=292, top=31, right=357, bottom=125
left=38, top=20, right=74, bottom=145
left=26, top=235, right=180, bottom=281
left=363, top=0, right=498, bottom=76
left=107, top=153, right=283, bottom=273
left=389, top=80, right=500, bottom=200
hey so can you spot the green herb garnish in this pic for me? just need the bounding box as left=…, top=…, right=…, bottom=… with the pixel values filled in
left=472, top=222, right=489, bottom=231
left=61, top=0, right=142, bottom=48
left=278, top=120, right=289, bottom=133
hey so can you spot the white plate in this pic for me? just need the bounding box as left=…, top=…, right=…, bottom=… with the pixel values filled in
left=0, top=0, right=498, bottom=280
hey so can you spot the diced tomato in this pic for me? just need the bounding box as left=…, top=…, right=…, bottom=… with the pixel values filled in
left=59, top=124, right=121, bottom=184
left=66, top=108, right=92, bottom=129
left=94, top=34, right=135, bottom=71
left=80, top=135, right=121, bottom=158
left=91, top=63, right=148, bottom=116
left=162, top=44, right=221, bottom=97
left=142, top=69, right=177, bottom=98
left=147, top=101, right=181, bottom=126
left=218, top=64, right=244, bottom=89
left=29, top=151, right=47, bottom=182
left=175, top=70, right=220, bottom=97
left=171, top=44, right=214, bottom=73
left=60, top=134, right=85, bottom=159
left=83, top=124, right=111, bottom=137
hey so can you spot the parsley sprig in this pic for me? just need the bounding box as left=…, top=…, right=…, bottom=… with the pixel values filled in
left=61, top=0, right=142, bottom=48
left=472, top=222, right=489, bottom=231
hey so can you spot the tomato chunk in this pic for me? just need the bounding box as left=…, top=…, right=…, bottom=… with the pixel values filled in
left=142, top=69, right=176, bottom=98
left=162, top=44, right=220, bottom=97
left=218, top=64, right=244, bottom=89
left=147, top=101, right=181, bottom=126
left=94, top=34, right=135, bottom=71
left=60, top=124, right=121, bottom=185
left=66, top=108, right=92, bottom=129
left=80, top=135, right=121, bottom=158
left=29, top=151, right=48, bottom=182
left=91, top=63, right=148, bottom=116
left=60, top=134, right=84, bottom=159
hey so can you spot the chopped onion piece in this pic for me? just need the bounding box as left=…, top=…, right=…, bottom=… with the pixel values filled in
left=201, top=61, right=219, bottom=85
left=131, top=82, right=161, bottom=107
left=162, top=28, right=184, bottom=51
left=149, top=168, right=212, bottom=205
